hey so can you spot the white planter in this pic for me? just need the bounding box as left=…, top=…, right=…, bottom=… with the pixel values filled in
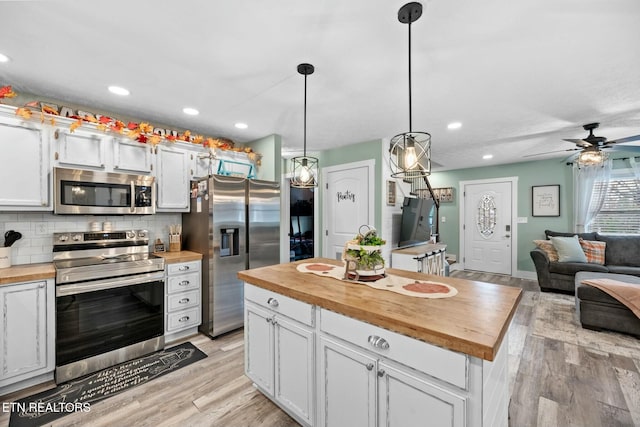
left=0, top=247, right=11, bottom=269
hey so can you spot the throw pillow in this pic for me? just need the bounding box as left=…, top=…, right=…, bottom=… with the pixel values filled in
left=549, top=236, right=588, bottom=263
left=533, top=239, right=559, bottom=262
left=579, top=239, right=606, bottom=265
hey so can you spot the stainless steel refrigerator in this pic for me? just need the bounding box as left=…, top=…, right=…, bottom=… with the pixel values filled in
left=182, top=174, right=280, bottom=338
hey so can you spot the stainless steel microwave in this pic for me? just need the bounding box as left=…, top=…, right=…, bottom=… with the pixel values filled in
left=54, top=167, right=156, bottom=215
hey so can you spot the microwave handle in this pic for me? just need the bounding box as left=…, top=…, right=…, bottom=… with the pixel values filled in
left=130, top=181, right=136, bottom=213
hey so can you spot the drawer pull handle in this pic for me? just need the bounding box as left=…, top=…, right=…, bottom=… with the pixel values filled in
left=179, top=280, right=190, bottom=286
left=368, top=335, right=390, bottom=350
left=366, top=363, right=374, bottom=371
left=377, top=369, right=386, bottom=378
left=178, top=316, right=190, bottom=322
left=179, top=298, right=190, bottom=304
left=179, top=266, right=190, bottom=271
left=267, top=297, right=279, bottom=308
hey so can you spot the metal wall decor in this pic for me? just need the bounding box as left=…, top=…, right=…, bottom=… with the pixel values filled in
left=389, top=2, right=432, bottom=179
left=290, top=63, right=319, bottom=188
left=477, top=194, right=497, bottom=238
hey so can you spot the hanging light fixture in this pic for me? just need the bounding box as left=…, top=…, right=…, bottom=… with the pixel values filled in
left=577, top=148, right=608, bottom=167
left=389, top=2, right=432, bottom=178
left=291, top=63, right=319, bottom=188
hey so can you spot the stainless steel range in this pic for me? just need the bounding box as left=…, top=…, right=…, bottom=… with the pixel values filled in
left=53, top=230, right=165, bottom=383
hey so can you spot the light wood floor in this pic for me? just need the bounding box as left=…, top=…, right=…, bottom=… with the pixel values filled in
left=1, top=271, right=638, bottom=427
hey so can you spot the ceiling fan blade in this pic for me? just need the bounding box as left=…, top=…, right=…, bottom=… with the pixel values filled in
left=562, top=138, right=592, bottom=147
left=607, top=144, right=640, bottom=153
left=523, top=148, right=580, bottom=158
left=607, top=134, right=640, bottom=145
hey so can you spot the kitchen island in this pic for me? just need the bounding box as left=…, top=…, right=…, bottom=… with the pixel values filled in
left=238, top=258, right=521, bottom=427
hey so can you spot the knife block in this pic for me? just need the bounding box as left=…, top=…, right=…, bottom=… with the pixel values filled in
left=0, top=247, right=11, bottom=269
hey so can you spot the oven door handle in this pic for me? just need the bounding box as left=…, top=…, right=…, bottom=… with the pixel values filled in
left=56, top=272, right=165, bottom=297
left=130, top=181, right=136, bottom=213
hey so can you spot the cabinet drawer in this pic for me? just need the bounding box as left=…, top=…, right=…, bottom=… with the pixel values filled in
left=166, top=307, right=201, bottom=332
left=320, top=308, right=468, bottom=390
left=167, top=289, right=200, bottom=312
left=167, top=260, right=201, bottom=275
left=244, top=283, right=314, bottom=327
left=167, top=272, right=200, bottom=293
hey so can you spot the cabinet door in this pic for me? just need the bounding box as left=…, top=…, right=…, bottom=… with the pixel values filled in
left=155, top=144, right=190, bottom=211
left=378, top=361, right=466, bottom=427
left=0, top=281, right=50, bottom=383
left=189, top=147, right=216, bottom=179
left=0, top=117, right=50, bottom=209
left=319, top=336, right=377, bottom=427
left=391, top=253, right=420, bottom=272
left=244, top=302, right=274, bottom=395
left=112, top=138, right=153, bottom=174
left=54, top=128, right=106, bottom=169
left=274, top=316, right=314, bottom=425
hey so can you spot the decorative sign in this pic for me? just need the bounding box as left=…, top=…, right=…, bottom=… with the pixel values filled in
left=386, top=180, right=396, bottom=206
left=532, top=185, right=560, bottom=217
left=433, top=187, right=454, bottom=203
left=337, top=190, right=356, bottom=203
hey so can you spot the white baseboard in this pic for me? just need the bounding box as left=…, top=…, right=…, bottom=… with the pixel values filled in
left=515, top=270, right=537, bottom=280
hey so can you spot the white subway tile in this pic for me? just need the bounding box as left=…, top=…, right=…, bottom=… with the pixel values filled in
left=30, top=254, right=53, bottom=264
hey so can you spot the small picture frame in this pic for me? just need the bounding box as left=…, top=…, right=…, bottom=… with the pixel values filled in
left=532, top=185, right=560, bottom=217
left=386, top=180, right=396, bottom=206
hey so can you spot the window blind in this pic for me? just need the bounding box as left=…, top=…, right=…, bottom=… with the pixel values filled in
left=588, top=172, right=640, bottom=234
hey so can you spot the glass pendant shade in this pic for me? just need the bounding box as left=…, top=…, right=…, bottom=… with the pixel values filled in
left=577, top=149, right=607, bottom=167
left=291, top=155, right=318, bottom=188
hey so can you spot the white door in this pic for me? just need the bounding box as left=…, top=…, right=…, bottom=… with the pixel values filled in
left=318, top=337, right=377, bottom=427
left=322, top=160, right=375, bottom=260
left=462, top=180, right=514, bottom=274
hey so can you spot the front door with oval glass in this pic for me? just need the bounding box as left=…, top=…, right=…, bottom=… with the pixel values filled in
left=463, top=180, right=512, bottom=275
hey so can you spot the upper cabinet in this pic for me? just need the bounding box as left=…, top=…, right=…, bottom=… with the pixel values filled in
left=0, top=107, right=51, bottom=210
left=112, top=138, right=153, bottom=174
left=155, top=144, right=190, bottom=212
left=53, top=127, right=107, bottom=169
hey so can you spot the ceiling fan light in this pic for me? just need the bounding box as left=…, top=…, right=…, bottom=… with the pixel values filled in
left=577, top=149, right=607, bottom=166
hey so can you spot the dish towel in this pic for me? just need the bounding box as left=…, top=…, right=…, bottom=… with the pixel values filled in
left=581, top=278, right=640, bottom=318
left=297, top=262, right=457, bottom=299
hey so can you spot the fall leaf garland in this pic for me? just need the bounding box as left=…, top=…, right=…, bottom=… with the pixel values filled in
left=0, top=84, right=261, bottom=162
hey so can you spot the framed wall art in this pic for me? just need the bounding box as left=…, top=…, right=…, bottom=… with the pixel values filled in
left=386, top=180, right=396, bottom=206
left=532, top=185, right=560, bottom=217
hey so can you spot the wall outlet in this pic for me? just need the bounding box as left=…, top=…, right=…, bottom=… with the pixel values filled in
left=517, top=217, right=528, bottom=224
left=35, top=222, right=49, bottom=235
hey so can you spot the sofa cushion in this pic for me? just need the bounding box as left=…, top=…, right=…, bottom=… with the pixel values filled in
left=595, top=234, right=640, bottom=266
left=550, top=236, right=588, bottom=263
left=545, top=230, right=598, bottom=241
left=533, top=240, right=559, bottom=262
left=606, top=265, right=640, bottom=276
left=579, top=239, right=606, bottom=265
left=549, top=261, right=609, bottom=275
left=576, top=272, right=640, bottom=304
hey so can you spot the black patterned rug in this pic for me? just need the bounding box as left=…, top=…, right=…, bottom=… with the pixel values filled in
left=9, top=342, right=207, bottom=427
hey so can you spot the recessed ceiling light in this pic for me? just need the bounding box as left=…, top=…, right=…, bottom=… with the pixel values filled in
left=183, top=107, right=199, bottom=116
left=0, top=53, right=10, bottom=63
left=235, top=122, right=248, bottom=129
left=447, top=122, right=462, bottom=130
left=483, top=154, right=493, bottom=160
left=108, top=85, right=130, bottom=96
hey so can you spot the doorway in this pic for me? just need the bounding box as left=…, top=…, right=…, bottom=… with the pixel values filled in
left=459, top=177, right=518, bottom=275
left=289, top=186, right=315, bottom=261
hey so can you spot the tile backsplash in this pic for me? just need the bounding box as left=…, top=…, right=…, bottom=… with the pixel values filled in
left=0, top=212, right=181, bottom=265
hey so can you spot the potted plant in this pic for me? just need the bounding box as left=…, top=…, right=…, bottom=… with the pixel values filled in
left=343, top=225, right=386, bottom=280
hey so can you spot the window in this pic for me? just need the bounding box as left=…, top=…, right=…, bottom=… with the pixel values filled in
left=588, top=168, right=640, bottom=234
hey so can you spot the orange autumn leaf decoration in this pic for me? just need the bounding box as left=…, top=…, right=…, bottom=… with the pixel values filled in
left=165, top=135, right=177, bottom=142
left=193, top=135, right=204, bottom=145
left=15, top=107, right=32, bottom=119
left=127, top=129, right=141, bottom=140
left=41, top=105, right=59, bottom=115
left=127, top=122, right=138, bottom=130
left=149, top=135, right=161, bottom=146
left=0, top=85, right=17, bottom=99
left=97, top=123, right=108, bottom=132
left=69, top=119, right=83, bottom=133
left=137, top=134, right=148, bottom=143
left=83, top=114, right=98, bottom=123
left=98, top=116, right=112, bottom=124
left=139, top=122, right=153, bottom=134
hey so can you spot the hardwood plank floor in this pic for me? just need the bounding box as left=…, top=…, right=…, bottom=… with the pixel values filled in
left=1, top=270, right=638, bottom=426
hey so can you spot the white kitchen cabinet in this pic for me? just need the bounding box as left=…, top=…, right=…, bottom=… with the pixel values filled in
left=244, top=284, right=315, bottom=427
left=53, top=127, right=107, bottom=169
left=164, top=259, right=202, bottom=343
left=188, top=145, right=217, bottom=179
left=112, top=138, right=153, bottom=174
left=0, top=107, right=51, bottom=210
left=0, top=279, right=55, bottom=394
left=155, top=144, right=191, bottom=212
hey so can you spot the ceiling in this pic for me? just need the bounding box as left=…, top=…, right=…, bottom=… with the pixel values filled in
left=1, top=0, right=640, bottom=171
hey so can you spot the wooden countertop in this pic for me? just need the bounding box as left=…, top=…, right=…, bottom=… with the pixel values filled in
left=153, top=250, right=203, bottom=264
left=238, top=258, right=522, bottom=361
left=0, top=263, right=55, bottom=286
left=391, top=243, right=447, bottom=255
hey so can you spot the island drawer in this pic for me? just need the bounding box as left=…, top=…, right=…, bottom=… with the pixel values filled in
left=244, top=283, right=314, bottom=327
left=320, top=308, right=469, bottom=390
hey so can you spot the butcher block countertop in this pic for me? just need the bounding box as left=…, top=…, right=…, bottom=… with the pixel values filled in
left=153, top=250, right=203, bottom=264
left=391, top=243, right=447, bottom=255
left=0, top=262, right=55, bottom=286
left=238, top=257, right=522, bottom=361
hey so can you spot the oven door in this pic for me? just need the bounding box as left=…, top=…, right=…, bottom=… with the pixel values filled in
left=56, top=272, right=164, bottom=368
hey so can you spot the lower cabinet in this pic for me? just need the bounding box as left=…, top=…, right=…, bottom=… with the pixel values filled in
left=164, top=259, right=202, bottom=343
left=244, top=284, right=315, bottom=427
left=0, top=279, right=55, bottom=393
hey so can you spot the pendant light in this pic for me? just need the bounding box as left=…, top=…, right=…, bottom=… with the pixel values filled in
left=389, top=2, right=432, bottom=178
left=291, top=63, right=319, bottom=188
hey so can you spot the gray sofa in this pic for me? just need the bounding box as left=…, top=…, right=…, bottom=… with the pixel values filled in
left=530, top=230, right=640, bottom=293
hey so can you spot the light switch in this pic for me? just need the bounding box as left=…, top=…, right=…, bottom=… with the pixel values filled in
left=517, top=217, right=528, bottom=223
left=441, top=216, right=446, bottom=223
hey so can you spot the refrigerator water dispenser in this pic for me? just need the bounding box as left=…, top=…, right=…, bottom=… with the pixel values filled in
left=220, top=228, right=239, bottom=257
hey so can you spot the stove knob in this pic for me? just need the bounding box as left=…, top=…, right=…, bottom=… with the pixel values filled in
left=138, top=231, right=147, bottom=238
left=58, top=235, right=69, bottom=242
left=72, top=234, right=82, bottom=242
left=127, top=231, right=135, bottom=239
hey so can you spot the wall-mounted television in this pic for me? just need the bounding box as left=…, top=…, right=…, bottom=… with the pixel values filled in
left=398, top=196, right=435, bottom=248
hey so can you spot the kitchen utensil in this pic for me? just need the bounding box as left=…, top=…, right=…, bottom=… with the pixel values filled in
left=4, top=230, right=22, bottom=247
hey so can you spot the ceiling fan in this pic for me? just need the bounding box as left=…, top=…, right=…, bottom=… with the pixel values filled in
left=524, top=122, right=640, bottom=163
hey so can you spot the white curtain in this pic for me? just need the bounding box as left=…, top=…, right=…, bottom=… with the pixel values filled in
left=629, top=157, right=640, bottom=182
left=573, top=158, right=613, bottom=233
